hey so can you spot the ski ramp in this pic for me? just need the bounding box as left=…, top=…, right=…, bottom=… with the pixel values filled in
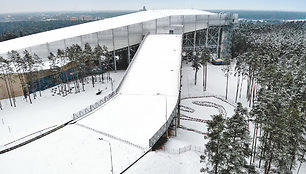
left=0, top=34, right=183, bottom=174
left=78, top=34, right=182, bottom=148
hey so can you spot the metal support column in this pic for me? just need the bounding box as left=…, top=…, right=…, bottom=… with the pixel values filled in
left=96, top=32, right=100, bottom=45
left=205, top=27, right=209, bottom=48
left=193, top=16, right=197, bottom=54
left=216, top=26, right=221, bottom=58
left=127, top=26, right=131, bottom=64
left=182, top=15, right=185, bottom=33
left=193, top=31, right=197, bottom=54
left=141, top=22, right=144, bottom=35
left=155, top=19, right=157, bottom=34
left=80, top=35, right=83, bottom=48
left=46, top=42, right=51, bottom=54
left=111, top=29, right=117, bottom=71
left=63, top=39, right=67, bottom=49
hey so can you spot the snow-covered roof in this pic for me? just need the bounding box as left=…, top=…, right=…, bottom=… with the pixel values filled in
left=0, top=9, right=215, bottom=55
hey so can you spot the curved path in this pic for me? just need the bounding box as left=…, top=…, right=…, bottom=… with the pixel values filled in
left=179, top=96, right=235, bottom=135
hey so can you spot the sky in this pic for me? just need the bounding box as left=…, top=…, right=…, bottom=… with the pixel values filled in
left=0, top=0, right=305, bottom=14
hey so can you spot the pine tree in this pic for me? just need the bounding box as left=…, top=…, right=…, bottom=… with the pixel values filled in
left=201, top=114, right=227, bottom=174
left=223, top=103, right=256, bottom=174
left=83, top=43, right=95, bottom=87
left=201, top=48, right=210, bottom=91
left=192, top=51, right=201, bottom=85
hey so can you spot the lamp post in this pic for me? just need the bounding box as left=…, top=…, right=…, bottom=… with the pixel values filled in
left=98, top=138, right=113, bottom=174
left=157, top=93, right=168, bottom=139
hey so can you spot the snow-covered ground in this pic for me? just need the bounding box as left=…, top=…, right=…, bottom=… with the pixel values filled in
left=1, top=48, right=305, bottom=173
left=0, top=124, right=146, bottom=174
left=0, top=34, right=183, bottom=174
left=0, top=71, right=124, bottom=148
left=126, top=61, right=306, bottom=174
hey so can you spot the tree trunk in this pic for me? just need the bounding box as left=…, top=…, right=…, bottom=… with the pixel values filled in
left=3, top=73, right=12, bottom=106
left=253, top=125, right=258, bottom=163
left=239, top=77, right=243, bottom=98
left=252, top=83, right=256, bottom=107
left=249, top=79, right=254, bottom=107
left=7, top=74, right=16, bottom=107
left=225, top=72, right=229, bottom=100
left=265, top=151, right=273, bottom=174
left=37, top=71, right=42, bottom=97
left=250, top=123, right=257, bottom=165
left=195, top=69, right=198, bottom=85
left=247, top=77, right=250, bottom=100
left=259, top=132, right=268, bottom=168
left=203, top=63, right=207, bottom=91
left=235, top=73, right=240, bottom=103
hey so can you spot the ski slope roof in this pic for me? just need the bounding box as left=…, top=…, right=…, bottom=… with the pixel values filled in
left=0, top=9, right=215, bottom=55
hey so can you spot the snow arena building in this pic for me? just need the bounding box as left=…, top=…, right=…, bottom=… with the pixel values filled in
left=0, top=9, right=237, bottom=99
left=0, top=9, right=238, bottom=173
left=0, top=9, right=238, bottom=66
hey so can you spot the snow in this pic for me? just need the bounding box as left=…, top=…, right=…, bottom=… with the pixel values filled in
left=1, top=33, right=305, bottom=173
left=0, top=125, right=145, bottom=174
left=79, top=34, right=182, bottom=148
left=0, top=9, right=215, bottom=55
left=0, top=34, right=183, bottom=174
left=126, top=61, right=306, bottom=173
left=0, top=71, right=124, bottom=148
left=126, top=151, right=203, bottom=174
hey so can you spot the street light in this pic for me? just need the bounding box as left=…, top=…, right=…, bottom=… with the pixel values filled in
left=98, top=138, right=113, bottom=174
left=157, top=93, right=168, bottom=139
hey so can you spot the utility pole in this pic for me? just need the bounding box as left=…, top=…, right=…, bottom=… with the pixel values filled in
left=98, top=138, right=113, bottom=174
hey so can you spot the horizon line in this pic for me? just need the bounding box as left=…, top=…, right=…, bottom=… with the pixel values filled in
left=1, top=9, right=306, bottom=15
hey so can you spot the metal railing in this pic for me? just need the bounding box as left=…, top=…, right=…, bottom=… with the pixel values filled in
left=72, top=90, right=118, bottom=120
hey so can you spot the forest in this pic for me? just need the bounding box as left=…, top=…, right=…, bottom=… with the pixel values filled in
left=201, top=21, right=305, bottom=174
left=0, top=20, right=90, bottom=42
left=0, top=43, right=114, bottom=108
left=0, top=18, right=305, bottom=173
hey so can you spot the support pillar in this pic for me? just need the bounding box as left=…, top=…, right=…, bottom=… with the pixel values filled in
left=205, top=27, right=209, bottom=48
left=127, top=26, right=131, bottom=64
left=216, top=26, right=221, bottom=58
left=155, top=19, right=158, bottom=34
left=193, top=31, right=197, bottom=54
left=96, top=32, right=100, bottom=45
left=46, top=42, right=51, bottom=55
left=111, top=29, right=117, bottom=71
left=80, top=35, right=83, bottom=48
left=63, top=39, right=67, bottom=49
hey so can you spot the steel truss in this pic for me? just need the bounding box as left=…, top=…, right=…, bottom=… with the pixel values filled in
left=182, top=24, right=233, bottom=61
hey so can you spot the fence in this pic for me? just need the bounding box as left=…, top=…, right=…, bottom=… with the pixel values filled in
left=162, top=145, right=205, bottom=154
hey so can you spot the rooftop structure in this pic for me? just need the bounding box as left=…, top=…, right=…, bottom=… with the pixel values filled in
left=0, top=9, right=237, bottom=62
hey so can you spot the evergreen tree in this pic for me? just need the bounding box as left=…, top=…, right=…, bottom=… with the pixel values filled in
left=192, top=51, right=201, bottom=85
left=223, top=103, right=256, bottom=174
left=201, top=114, right=227, bottom=174
left=201, top=48, right=210, bottom=91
